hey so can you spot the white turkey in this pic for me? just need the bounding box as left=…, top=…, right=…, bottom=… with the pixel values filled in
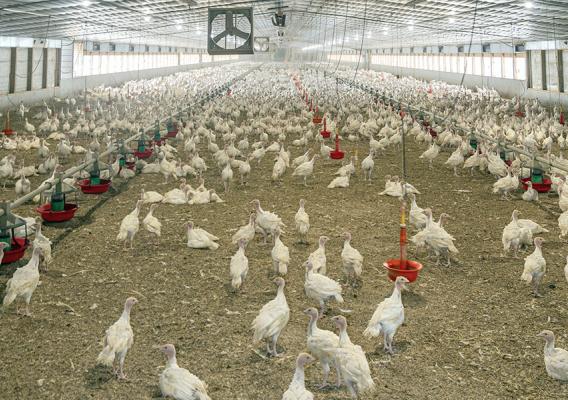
left=304, top=261, right=344, bottom=315
left=294, top=199, right=310, bottom=244
left=230, top=239, right=249, bottom=290
left=159, top=343, right=211, bottom=400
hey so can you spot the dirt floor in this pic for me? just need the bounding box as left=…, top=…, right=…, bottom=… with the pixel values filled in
left=1, top=108, right=568, bottom=400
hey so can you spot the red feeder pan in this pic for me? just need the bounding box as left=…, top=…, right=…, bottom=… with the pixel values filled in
left=154, top=138, right=166, bottom=146
left=1, top=237, right=29, bottom=264
left=167, top=130, right=178, bottom=138
left=36, top=203, right=78, bottom=223
left=330, top=134, right=345, bottom=160
left=77, top=179, right=111, bottom=194
left=125, top=161, right=136, bottom=170
left=2, top=129, right=15, bottom=136
left=383, top=259, right=423, bottom=283
left=134, top=148, right=153, bottom=159
left=320, top=118, right=331, bottom=138
left=515, top=110, right=525, bottom=118
left=521, top=177, right=552, bottom=193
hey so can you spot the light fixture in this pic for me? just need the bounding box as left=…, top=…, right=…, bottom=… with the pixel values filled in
left=524, top=1, right=534, bottom=8
left=448, top=17, right=456, bottom=23
left=176, top=19, right=183, bottom=24
left=366, top=31, right=372, bottom=38
left=196, top=30, right=203, bottom=35
left=176, top=25, right=182, bottom=30
left=81, top=0, right=91, bottom=6
left=144, top=16, right=151, bottom=22
left=408, top=25, right=414, bottom=31
left=448, top=10, right=456, bottom=15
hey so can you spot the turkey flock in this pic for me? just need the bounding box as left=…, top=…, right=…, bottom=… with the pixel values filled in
left=1, top=62, right=568, bottom=399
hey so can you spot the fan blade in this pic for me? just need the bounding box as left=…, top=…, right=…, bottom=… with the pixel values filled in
left=213, top=31, right=228, bottom=43
left=233, top=28, right=249, bottom=41
left=225, top=12, right=234, bottom=31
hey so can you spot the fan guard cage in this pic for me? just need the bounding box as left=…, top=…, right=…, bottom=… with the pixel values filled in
left=208, top=8, right=254, bottom=55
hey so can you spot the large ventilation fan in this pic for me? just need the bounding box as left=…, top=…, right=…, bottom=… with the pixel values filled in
left=253, top=37, right=270, bottom=52
left=208, top=8, right=254, bottom=55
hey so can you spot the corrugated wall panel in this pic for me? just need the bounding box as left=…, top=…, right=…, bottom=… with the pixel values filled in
left=0, top=48, right=10, bottom=95
left=31, top=47, right=43, bottom=90
left=61, top=42, right=73, bottom=80
left=15, top=48, right=28, bottom=92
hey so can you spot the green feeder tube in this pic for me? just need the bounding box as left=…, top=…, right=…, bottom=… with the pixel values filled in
left=531, top=168, right=544, bottom=184
left=137, top=138, right=146, bottom=153
left=51, top=192, right=65, bottom=212
left=469, top=136, right=478, bottom=150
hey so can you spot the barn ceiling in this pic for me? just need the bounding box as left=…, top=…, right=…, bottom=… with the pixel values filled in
left=0, top=0, right=566, bottom=49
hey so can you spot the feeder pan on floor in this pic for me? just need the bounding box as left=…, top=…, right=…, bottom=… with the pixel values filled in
left=521, top=168, right=552, bottom=193
left=2, top=111, right=15, bottom=136
left=320, top=117, right=331, bottom=138
left=330, top=130, right=345, bottom=160
left=383, top=197, right=423, bottom=283
left=166, top=116, right=178, bottom=138
left=37, top=175, right=78, bottom=223
left=77, top=157, right=111, bottom=194
left=0, top=203, right=29, bottom=264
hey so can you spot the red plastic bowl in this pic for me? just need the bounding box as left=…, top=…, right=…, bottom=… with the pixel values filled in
left=384, top=259, right=423, bottom=283
left=313, top=116, right=323, bottom=124
left=1, top=237, right=29, bottom=264
left=330, top=150, right=345, bottom=160
left=36, top=203, right=78, bottom=222
left=521, top=177, right=552, bottom=193
left=167, top=130, right=178, bottom=138
left=2, top=129, right=15, bottom=136
left=134, top=149, right=153, bottom=159
left=77, top=179, right=111, bottom=194
left=320, top=130, right=331, bottom=139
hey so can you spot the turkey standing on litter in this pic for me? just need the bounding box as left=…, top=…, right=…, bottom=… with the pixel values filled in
left=292, top=155, right=317, bottom=186
left=251, top=199, right=285, bottom=244
left=537, top=330, right=568, bottom=381
left=294, top=199, right=310, bottom=244
left=142, top=203, right=161, bottom=241
left=521, top=237, right=546, bottom=297
left=307, top=236, right=329, bottom=275
left=332, top=315, right=375, bottom=399
left=2, top=246, right=43, bottom=316
left=271, top=228, right=290, bottom=275
left=230, top=239, right=249, bottom=291
left=97, top=297, right=138, bottom=379
left=116, top=200, right=143, bottom=249
left=282, top=353, right=315, bottom=400
left=304, top=307, right=341, bottom=388
left=232, top=213, right=256, bottom=246
left=341, top=232, right=363, bottom=285
left=159, top=343, right=211, bottom=400
left=304, top=261, right=344, bottom=316
left=252, top=277, right=290, bottom=357
left=363, top=276, right=409, bottom=354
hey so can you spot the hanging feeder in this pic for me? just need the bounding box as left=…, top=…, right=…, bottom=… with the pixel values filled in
left=383, top=125, right=423, bottom=282
left=166, top=116, right=178, bottom=138
left=330, top=127, right=345, bottom=160
left=133, top=128, right=153, bottom=159
left=77, top=156, right=111, bottom=194
left=153, top=119, right=165, bottom=146
left=0, top=203, right=29, bottom=264
left=2, top=111, right=15, bottom=136
left=561, top=108, right=565, bottom=125
left=320, top=117, right=331, bottom=138
left=312, top=106, right=323, bottom=124
left=117, top=139, right=135, bottom=170
left=36, top=175, right=78, bottom=223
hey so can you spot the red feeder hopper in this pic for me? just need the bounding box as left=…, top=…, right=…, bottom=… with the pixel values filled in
left=383, top=199, right=423, bottom=283
left=2, top=111, right=15, bottom=136
left=36, top=203, right=78, bottom=223
left=77, top=179, right=112, bottom=194
left=560, top=112, right=565, bottom=125
left=320, top=118, right=331, bottom=138
left=330, top=132, right=345, bottom=160
left=521, top=177, right=552, bottom=193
